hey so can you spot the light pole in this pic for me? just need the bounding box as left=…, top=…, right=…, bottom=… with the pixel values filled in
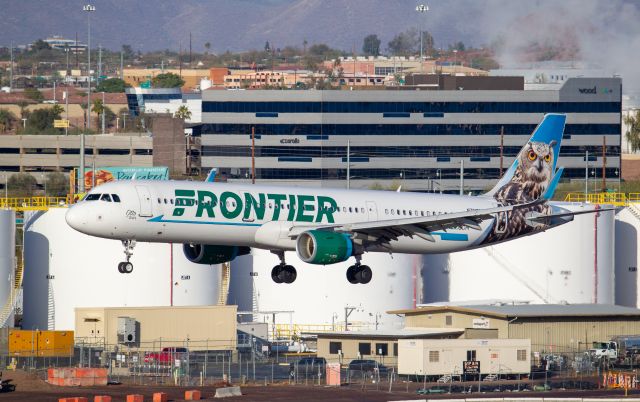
left=101, top=91, right=105, bottom=134
left=81, top=4, right=95, bottom=193
left=415, top=4, right=429, bottom=72
left=437, top=168, right=442, bottom=194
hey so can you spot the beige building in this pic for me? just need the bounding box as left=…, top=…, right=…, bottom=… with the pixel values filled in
left=223, top=70, right=316, bottom=89
left=123, top=68, right=212, bottom=91
left=75, top=306, right=237, bottom=351
left=389, top=304, right=640, bottom=353
left=398, top=338, right=531, bottom=377
left=315, top=328, right=464, bottom=366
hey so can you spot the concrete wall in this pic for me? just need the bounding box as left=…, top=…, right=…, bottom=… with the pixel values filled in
left=75, top=306, right=237, bottom=350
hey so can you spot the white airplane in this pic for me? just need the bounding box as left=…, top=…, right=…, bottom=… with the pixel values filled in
left=66, top=114, right=601, bottom=284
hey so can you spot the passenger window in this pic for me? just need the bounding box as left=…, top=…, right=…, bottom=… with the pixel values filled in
left=362, top=208, right=365, bottom=214
left=100, top=194, right=112, bottom=202
left=409, top=210, right=413, bottom=216
left=343, top=207, right=346, bottom=212
left=385, top=209, right=388, bottom=214
left=170, top=199, right=174, bottom=204
left=391, top=209, right=395, bottom=215
left=157, top=198, right=161, bottom=203
left=403, top=210, right=406, bottom=215
left=164, top=198, right=167, bottom=204
left=349, top=207, right=352, bottom=213
left=397, top=209, right=400, bottom=215
left=268, top=203, right=273, bottom=209
left=112, top=194, right=121, bottom=203
left=85, top=193, right=101, bottom=201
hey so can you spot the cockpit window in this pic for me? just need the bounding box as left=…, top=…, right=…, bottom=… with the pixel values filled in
left=85, top=193, right=101, bottom=201
left=100, top=194, right=112, bottom=202
left=112, top=194, right=121, bottom=203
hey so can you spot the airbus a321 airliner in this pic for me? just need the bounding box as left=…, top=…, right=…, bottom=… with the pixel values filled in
left=66, top=114, right=599, bottom=285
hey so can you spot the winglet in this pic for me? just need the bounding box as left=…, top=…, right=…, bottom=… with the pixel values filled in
left=205, top=168, right=217, bottom=183
left=541, top=166, right=564, bottom=201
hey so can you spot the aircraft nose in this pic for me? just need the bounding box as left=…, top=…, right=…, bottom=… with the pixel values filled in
left=65, top=204, right=87, bottom=231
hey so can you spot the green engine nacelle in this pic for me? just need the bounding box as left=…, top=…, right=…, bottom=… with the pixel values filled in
left=183, top=244, right=250, bottom=265
left=296, top=230, right=353, bottom=265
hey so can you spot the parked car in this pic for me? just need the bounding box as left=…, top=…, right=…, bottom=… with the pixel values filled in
left=144, top=347, right=188, bottom=365
left=289, top=357, right=326, bottom=377
left=348, top=359, right=389, bottom=376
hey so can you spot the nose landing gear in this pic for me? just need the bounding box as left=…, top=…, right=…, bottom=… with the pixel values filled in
left=118, top=240, right=136, bottom=274
left=270, top=251, right=297, bottom=284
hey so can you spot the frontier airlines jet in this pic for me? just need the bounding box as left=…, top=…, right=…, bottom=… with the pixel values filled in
left=66, top=114, right=598, bottom=284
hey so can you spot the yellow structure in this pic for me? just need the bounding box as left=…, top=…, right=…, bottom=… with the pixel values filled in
left=5, top=329, right=74, bottom=357
left=123, top=68, right=211, bottom=91
left=564, top=192, right=640, bottom=206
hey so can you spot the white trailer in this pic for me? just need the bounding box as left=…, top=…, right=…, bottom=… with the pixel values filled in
left=398, top=338, right=531, bottom=378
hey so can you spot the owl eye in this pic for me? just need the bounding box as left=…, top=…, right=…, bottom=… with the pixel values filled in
left=528, top=150, right=537, bottom=161
left=544, top=154, right=551, bottom=163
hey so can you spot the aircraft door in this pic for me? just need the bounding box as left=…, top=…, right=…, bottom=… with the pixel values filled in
left=135, top=185, right=153, bottom=217
left=366, top=201, right=378, bottom=221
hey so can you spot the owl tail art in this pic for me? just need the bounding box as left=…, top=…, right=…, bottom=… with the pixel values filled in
left=486, top=114, right=566, bottom=204
left=481, top=114, right=566, bottom=245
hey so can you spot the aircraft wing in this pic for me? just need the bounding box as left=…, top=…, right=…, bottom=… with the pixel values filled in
left=288, top=202, right=533, bottom=248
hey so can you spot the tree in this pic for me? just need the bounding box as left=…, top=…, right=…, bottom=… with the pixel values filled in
left=122, top=44, right=135, bottom=60
left=421, top=31, right=435, bottom=57
left=151, top=73, right=184, bottom=88
left=362, top=34, right=381, bottom=56
left=0, top=109, right=16, bottom=133
left=174, top=105, right=192, bottom=120
left=204, top=42, right=211, bottom=54
left=45, top=172, right=68, bottom=197
left=96, top=78, right=127, bottom=93
left=625, top=110, right=640, bottom=153
left=17, top=101, right=30, bottom=119
left=24, top=87, right=44, bottom=102
left=30, top=39, right=51, bottom=52
left=23, top=106, right=62, bottom=134
left=8, top=173, right=38, bottom=197
left=264, top=41, right=271, bottom=52
left=387, top=29, right=419, bottom=56
left=103, top=106, right=116, bottom=128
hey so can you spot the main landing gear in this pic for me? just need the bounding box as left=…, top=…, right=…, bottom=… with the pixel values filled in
left=346, top=257, right=372, bottom=285
left=271, top=251, right=297, bottom=284
left=118, top=240, right=136, bottom=274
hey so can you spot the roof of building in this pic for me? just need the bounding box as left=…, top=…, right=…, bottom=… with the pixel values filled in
left=310, top=328, right=464, bottom=339
left=388, top=304, right=640, bottom=318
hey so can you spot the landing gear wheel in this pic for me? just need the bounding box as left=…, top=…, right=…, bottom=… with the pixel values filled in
left=357, top=265, right=372, bottom=284
left=283, top=265, right=297, bottom=284
left=346, top=265, right=359, bottom=284
left=271, top=265, right=284, bottom=284
left=123, top=262, right=133, bottom=274
left=117, top=262, right=125, bottom=273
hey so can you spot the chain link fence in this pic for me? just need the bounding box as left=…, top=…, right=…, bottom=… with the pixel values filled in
left=0, top=339, right=620, bottom=393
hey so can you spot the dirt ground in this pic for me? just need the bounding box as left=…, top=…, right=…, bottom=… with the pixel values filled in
left=1, top=370, right=638, bottom=402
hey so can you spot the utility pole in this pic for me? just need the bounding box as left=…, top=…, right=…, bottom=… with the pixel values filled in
left=81, top=4, right=96, bottom=193
left=585, top=150, right=589, bottom=196
left=120, top=50, right=124, bottom=79
left=251, top=126, right=256, bottom=184
left=189, top=32, right=192, bottom=64
left=75, top=32, right=79, bottom=68
left=9, top=42, right=13, bottom=92
left=101, top=91, right=105, bottom=134
left=344, top=306, right=356, bottom=332
left=602, top=136, right=606, bottom=191
left=346, top=140, right=351, bottom=189
left=459, top=159, right=464, bottom=195
left=499, top=125, right=504, bottom=176
left=98, top=44, right=102, bottom=85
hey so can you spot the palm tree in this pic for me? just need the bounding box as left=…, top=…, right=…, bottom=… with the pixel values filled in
left=204, top=42, right=211, bottom=55
left=174, top=105, right=192, bottom=120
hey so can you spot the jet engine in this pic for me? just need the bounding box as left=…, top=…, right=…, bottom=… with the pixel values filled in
left=296, top=230, right=353, bottom=265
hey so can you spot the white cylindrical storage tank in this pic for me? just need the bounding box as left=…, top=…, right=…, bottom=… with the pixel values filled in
left=0, top=209, right=15, bottom=328
left=615, top=206, right=640, bottom=308
left=228, top=249, right=418, bottom=331
left=423, top=203, right=615, bottom=305
left=22, top=208, right=221, bottom=331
